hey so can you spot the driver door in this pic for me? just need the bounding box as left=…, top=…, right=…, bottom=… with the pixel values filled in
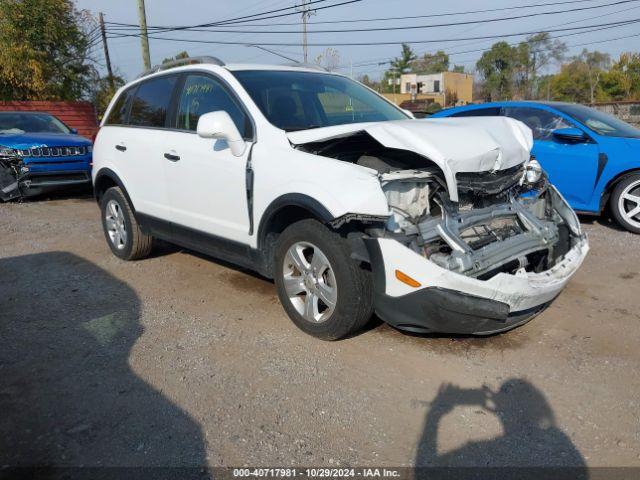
left=163, top=73, right=253, bottom=244
left=501, top=106, right=600, bottom=209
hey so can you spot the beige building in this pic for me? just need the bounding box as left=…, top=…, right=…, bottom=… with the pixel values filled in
left=399, top=71, right=473, bottom=106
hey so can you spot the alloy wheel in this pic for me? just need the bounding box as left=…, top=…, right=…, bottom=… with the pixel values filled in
left=105, top=199, right=127, bottom=250
left=618, top=179, right=640, bottom=229
left=282, top=241, right=337, bottom=323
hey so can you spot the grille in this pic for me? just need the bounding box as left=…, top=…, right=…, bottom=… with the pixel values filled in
left=16, top=146, right=90, bottom=158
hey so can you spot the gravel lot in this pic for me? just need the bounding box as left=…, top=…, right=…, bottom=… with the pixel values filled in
left=1, top=195, right=639, bottom=470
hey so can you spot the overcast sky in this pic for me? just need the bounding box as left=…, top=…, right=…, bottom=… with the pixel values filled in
left=74, top=0, right=640, bottom=81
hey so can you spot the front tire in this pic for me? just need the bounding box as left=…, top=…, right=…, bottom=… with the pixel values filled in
left=610, top=174, right=640, bottom=234
left=100, top=186, right=153, bottom=260
left=274, top=219, right=373, bottom=340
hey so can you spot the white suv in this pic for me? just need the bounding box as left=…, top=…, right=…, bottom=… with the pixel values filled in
left=93, top=57, right=588, bottom=340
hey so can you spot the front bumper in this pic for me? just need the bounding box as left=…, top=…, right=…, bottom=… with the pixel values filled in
left=365, top=235, right=589, bottom=335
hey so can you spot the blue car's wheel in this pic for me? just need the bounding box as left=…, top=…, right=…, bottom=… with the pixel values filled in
left=611, top=174, right=640, bottom=234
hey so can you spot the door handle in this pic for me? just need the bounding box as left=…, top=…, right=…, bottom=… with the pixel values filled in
left=164, top=152, right=180, bottom=162
left=115, top=144, right=127, bottom=152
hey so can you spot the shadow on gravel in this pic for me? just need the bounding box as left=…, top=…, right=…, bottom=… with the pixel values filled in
left=414, top=379, right=587, bottom=479
left=0, top=252, right=208, bottom=475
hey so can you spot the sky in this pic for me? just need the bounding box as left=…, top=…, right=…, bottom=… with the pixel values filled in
left=74, top=0, right=640, bottom=81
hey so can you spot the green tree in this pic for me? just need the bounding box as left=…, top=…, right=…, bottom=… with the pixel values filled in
left=549, top=60, right=591, bottom=103
left=390, top=43, right=417, bottom=75
left=476, top=42, right=520, bottom=101
left=451, top=65, right=465, bottom=73
left=608, top=52, right=640, bottom=99
left=412, top=50, right=449, bottom=74
left=91, top=75, right=125, bottom=120
left=0, top=0, right=94, bottom=100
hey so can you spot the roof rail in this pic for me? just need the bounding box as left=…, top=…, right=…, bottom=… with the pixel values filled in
left=136, top=56, right=225, bottom=79
left=283, top=62, right=328, bottom=72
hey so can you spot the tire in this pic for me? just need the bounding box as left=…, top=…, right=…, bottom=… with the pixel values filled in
left=274, top=219, right=373, bottom=340
left=610, top=174, right=640, bottom=234
left=100, top=186, right=153, bottom=260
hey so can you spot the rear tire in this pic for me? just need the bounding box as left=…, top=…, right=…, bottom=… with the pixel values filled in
left=610, top=174, right=640, bottom=234
left=100, top=186, right=153, bottom=260
left=274, top=219, right=373, bottom=340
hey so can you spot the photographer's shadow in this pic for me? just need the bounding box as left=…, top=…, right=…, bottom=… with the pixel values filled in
left=415, top=379, right=587, bottom=478
left=0, top=252, right=207, bottom=473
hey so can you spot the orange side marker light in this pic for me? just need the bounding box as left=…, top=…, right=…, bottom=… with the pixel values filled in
left=395, top=269, right=422, bottom=288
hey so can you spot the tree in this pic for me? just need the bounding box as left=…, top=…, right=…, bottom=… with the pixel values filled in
left=608, top=52, right=640, bottom=99
left=580, top=50, right=611, bottom=103
left=520, top=33, right=566, bottom=98
left=412, top=50, right=449, bottom=74
left=91, top=75, right=125, bottom=120
left=476, top=42, right=520, bottom=101
left=314, top=48, right=340, bottom=72
left=549, top=60, right=591, bottom=103
left=390, top=43, right=417, bottom=75
left=162, top=51, right=190, bottom=65
left=0, top=0, right=94, bottom=101
left=451, top=65, right=465, bottom=73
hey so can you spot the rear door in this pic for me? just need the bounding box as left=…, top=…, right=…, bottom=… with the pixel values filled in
left=501, top=106, right=600, bottom=209
left=162, top=72, right=254, bottom=243
left=118, top=74, right=179, bottom=220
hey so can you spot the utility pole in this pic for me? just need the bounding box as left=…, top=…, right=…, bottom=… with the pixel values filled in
left=298, top=0, right=315, bottom=63
left=98, top=13, right=115, bottom=90
left=137, top=0, right=151, bottom=70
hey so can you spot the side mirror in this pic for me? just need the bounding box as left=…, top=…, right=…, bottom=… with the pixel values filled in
left=196, top=111, right=246, bottom=157
left=70, top=128, right=78, bottom=134
left=553, top=127, right=587, bottom=142
left=402, top=109, right=415, bottom=119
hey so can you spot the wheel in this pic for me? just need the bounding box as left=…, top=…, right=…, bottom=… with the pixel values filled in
left=100, top=186, right=153, bottom=260
left=274, top=219, right=373, bottom=340
left=610, top=174, right=640, bottom=234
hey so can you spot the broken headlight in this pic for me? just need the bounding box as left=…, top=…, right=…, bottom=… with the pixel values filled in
left=523, top=158, right=543, bottom=185
left=0, top=146, right=18, bottom=159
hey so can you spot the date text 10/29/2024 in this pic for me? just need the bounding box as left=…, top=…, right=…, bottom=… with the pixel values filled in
left=233, top=469, right=401, bottom=478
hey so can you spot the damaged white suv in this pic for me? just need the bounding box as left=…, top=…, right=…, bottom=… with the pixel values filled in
left=93, top=57, right=589, bottom=340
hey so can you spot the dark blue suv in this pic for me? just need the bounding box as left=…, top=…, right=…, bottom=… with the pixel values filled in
left=0, top=111, right=93, bottom=201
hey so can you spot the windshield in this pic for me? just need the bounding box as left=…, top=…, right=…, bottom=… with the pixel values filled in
left=0, top=112, right=71, bottom=135
left=553, top=104, right=640, bottom=139
left=232, top=70, right=408, bottom=131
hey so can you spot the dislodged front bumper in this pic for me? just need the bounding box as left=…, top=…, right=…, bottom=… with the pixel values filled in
left=365, top=235, right=589, bottom=335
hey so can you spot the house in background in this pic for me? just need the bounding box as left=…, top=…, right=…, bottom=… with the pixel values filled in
left=400, top=71, right=473, bottom=106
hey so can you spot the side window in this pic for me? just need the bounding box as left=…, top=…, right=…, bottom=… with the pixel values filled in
left=175, top=74, right=250, bottom=138
left=129, top=75, right=178, bottom=128
left=451, top=107, right=501, bottom=117
left=502, top=107, right=571, bottom=140
left=105, top=87, right=135, bottom=125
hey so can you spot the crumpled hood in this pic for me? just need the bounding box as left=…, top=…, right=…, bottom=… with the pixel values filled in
left=0, top=132, right=91, bottom=149
left=287, top=117, right=533, bottom=202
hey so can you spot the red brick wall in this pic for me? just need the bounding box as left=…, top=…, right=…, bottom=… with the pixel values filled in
left=0, top=101, right=98, bottom=140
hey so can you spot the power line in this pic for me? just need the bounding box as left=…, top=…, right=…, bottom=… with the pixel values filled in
left=105, top=17, right=640, bottom=46
left=104, top=0, right=347, bottom=34
left=104, top=0, right=636, bottom=35
left=346, top=1, right=640, bottom=69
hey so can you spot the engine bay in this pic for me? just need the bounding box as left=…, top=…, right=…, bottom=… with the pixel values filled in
left=297, top=131, right=585, bottom=281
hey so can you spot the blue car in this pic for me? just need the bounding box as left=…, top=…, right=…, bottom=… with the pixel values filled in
left=432, top=101, right=640, bottom=233
left=0, top=111, right=92, bottom=201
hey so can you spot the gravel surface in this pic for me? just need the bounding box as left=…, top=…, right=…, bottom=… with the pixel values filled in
left=1, top=195, right=639, bottom=469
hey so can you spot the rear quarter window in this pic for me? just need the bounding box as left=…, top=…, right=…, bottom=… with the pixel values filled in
left=105, top=87, right=135, bottom=125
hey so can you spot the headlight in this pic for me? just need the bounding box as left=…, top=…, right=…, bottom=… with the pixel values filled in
left=524, top=158, right=543, bottom=185
left=0, top=146, right=17, bottom=158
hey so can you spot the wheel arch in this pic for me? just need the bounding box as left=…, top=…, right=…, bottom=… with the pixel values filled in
left=94, top=168, right=136, bottom=213
left=599, top=167, right=640, bottom=212
left=257, top=194, right=334, bottom=249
